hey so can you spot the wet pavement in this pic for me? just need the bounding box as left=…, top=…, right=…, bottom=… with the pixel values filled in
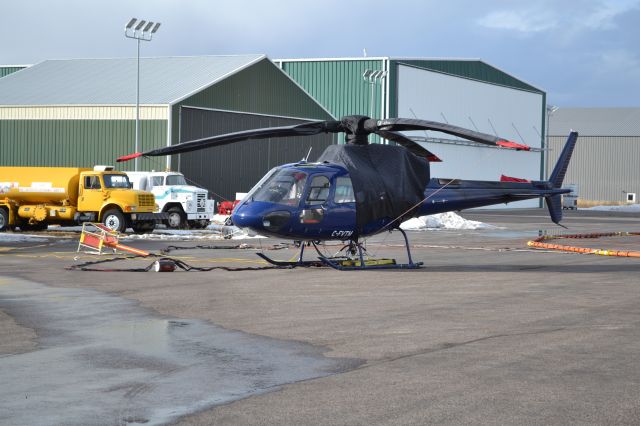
left=2, top=208, right=640, bottom=425
left=0, top=279, right=358, bottom=425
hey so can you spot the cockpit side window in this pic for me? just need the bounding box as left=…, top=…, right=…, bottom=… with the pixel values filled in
left=305, top=176, right=330, bottom=205
left=334, top=176, right=355, bottom=203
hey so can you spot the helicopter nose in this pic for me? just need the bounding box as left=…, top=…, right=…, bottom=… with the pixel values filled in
left=232, top=203, right=292, bottom=233
left=231, top=203, right=262, bottom=229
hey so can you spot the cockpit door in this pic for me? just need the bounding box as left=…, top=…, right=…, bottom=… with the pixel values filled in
left=299, top=174, right=356, bottom=239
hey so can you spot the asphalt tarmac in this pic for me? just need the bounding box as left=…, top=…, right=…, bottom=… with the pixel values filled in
left=1, top=208, right=639, bottom=425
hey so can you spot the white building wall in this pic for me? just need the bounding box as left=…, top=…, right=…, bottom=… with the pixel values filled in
left=397, top=65, right=544, bottom=208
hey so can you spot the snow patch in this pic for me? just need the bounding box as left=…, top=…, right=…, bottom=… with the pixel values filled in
left=400, top=212, right=495, bottom=231
left=210, top=214, right=232, bottom=225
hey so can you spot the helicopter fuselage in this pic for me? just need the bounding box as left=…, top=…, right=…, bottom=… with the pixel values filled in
left=231, top=161, right=568, bottom=241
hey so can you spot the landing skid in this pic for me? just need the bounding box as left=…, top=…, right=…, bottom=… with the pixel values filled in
left=256, top=228, right=423, bottom=270
left=256, top=241, right=325, bottom=268
left=255, top=252, right=324, bottom=268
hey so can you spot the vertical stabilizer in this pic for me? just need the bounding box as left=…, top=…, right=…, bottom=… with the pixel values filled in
left=549, top=131, right=578, bottom=188
left=545, top=131, right=578, bottom=225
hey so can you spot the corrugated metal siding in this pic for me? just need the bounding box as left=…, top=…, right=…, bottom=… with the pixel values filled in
left=389, top=60, right=543, bottom=118
left=0, top=66, right=26, bottom=78
left=176, top=59, right=331, bottom=119
left=547, top=135, right=640, bottom=202
left=280, top=59, right=384, bottom=120
left=178, top=108, right=336, bottom=201
left=170, top=58, right=335, bottom=151
left=0, top=106, right=167, bottom=120
left=171, top=59, right=333, bottom=161
left=0, top=119, right=166, bottom=170
left=549, top=108, right=640, bottom=137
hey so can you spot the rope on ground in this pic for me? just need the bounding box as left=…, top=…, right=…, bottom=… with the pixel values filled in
left=66, top=254, right=289, bottom=272
left=68, top=243, right=294, bottom=272
left=527, top=232, right=640, bottom=257
left=160, top=242, right=290, bottom=255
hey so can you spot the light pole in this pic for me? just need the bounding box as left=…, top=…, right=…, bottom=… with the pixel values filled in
left=362, top=69, right=387, bottom=118
left=545, top=105, right=559, bottom=179
left=125, top=18, right=161, bottom=171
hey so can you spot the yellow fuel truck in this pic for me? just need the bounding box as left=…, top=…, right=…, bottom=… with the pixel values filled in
left=0, top=166, right=165, bottom=233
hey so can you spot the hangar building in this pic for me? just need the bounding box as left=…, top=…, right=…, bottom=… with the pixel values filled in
left=0, top=56, right=335, bottom=200
left=276, top=57, right=547, bottom=208
left=548, top=108, right=640, bottom=205
left=2, top=56, right=547, bottom=207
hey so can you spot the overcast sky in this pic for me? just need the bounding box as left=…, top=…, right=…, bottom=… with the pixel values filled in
left=1, top=0, right=638, bottom=107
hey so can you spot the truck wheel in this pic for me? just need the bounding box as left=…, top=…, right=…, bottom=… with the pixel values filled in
left=166, top=207, right=185, bottom=229
left=102, top=209, right=126, bottom=233
left=0, top=208, right=9, bottom=232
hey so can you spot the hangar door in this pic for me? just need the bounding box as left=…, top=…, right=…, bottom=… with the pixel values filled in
left=397, top=64, right=544, bottom=208
left=178, top=107, right=336, bottom=201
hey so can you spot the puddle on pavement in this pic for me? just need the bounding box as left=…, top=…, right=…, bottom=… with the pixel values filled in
left=0, top=278, right=360, bottom=425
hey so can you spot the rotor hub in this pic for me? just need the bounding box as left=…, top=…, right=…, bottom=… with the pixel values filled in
left=341, top=115, right=374, bottom=145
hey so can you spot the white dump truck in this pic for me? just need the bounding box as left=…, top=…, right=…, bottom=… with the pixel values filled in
left=126, top=171, right=215, bottom=229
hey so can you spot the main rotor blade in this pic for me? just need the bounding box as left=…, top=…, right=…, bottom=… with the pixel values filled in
left=375, top=130, right=442, bottom=162
left=371, top=118, right=531, bottom=150
left=117, top=120, right=341, bottom=162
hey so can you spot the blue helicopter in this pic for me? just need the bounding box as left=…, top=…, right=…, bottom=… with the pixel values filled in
left=118, top=115, right=578, bottom=270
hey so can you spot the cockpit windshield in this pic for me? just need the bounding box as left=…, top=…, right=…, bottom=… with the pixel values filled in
left=249, top=168, right=308, bottom=206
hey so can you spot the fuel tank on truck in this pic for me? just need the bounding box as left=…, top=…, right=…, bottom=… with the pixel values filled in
left=0, top=167, right=90, bottom=204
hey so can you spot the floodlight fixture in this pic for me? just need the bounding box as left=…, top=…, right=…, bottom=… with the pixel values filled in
left=362, top=69, right=388, bottom=119
left=123, top=18, right=162, bottom=170
left=126, top=18, right=137, bottom=29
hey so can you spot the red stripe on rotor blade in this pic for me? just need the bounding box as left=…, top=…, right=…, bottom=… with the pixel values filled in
left=116, top=152, right=143, bottom=162
left=496, top=140, right=531, bottom=151
left=500, top=174, right=530, bottom=183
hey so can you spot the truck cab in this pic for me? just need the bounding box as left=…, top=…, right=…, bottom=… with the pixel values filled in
left=78, top=168, right=160, bottom=233
left=126, top=171, right=215, bottom=229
